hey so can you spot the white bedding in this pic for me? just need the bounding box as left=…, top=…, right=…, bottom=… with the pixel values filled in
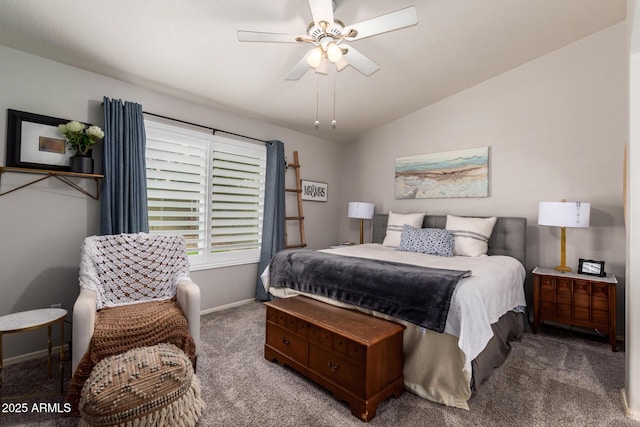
left=261, top=243, right=526, bottom=374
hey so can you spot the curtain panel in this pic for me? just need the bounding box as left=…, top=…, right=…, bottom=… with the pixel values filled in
left=100, top=97, right=149, bottom=235
left=256, top=140, right=286, bottom=300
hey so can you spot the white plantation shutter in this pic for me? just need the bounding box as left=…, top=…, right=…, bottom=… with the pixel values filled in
left=145, top=120, right=266, bottom=268
left=209, top=141, right=266, bottom=264
left=146, top=123, right=207, bottom=259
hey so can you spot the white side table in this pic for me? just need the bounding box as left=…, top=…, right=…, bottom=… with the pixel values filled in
left=0, top=308, right=67, bottom=402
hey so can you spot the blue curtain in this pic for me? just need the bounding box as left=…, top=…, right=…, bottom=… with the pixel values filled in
left=256, top=140, right=286, bottom=300
left=100, top=97, right=149, bottom=235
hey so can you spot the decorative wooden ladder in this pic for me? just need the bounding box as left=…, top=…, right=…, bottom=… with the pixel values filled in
left=285, top=151, right=306, bottom=249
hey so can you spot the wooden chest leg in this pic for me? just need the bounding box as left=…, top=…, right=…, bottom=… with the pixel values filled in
left=349, top=377, right=405, bottom=422
left=350, top=401, right=373, bottom=422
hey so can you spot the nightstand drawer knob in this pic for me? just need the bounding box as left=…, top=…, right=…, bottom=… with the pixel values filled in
left=281, top=337, right=290, bottom=346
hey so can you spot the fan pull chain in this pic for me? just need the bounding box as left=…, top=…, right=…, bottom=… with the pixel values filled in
left=314, top=75, right=320, bottom=128
left=332, top=72, right=337, bottom=128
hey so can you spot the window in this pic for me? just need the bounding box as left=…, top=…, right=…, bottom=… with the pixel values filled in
left=145, top=120, right=266, bottom=269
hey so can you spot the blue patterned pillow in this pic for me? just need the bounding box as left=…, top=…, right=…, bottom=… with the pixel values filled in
left=397, top=225, right=454, bottom=257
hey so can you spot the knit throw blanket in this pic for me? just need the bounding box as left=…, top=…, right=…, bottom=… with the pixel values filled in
left=66, top=298, right=196, bottom=416
left=80, top=233, right=191, bottom=309
left=269, top=249, right=470, bottom=333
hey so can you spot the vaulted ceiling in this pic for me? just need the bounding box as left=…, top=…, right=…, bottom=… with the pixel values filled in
left=0, top=0, right=626, bottom=143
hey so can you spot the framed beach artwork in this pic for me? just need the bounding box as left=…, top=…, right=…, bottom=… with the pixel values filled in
left=395, top=147, right=489, bottom=199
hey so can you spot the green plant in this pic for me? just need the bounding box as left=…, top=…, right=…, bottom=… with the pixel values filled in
left=57, top=121, right=104, bottom=155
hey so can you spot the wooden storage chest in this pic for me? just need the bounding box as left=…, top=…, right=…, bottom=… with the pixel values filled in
left=264, top=296, right=405, bottom=421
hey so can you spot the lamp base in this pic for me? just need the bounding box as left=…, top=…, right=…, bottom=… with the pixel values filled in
left=555, top=226, right=571, bottom=273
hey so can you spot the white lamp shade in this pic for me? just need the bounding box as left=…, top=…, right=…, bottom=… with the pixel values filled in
left=538, top=201, right=590, bottom=228
left=348, top=202, right=375, bottom=220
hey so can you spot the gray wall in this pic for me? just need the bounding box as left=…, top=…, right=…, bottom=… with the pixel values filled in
left=338, top=23, right=628, bottom=334
left=0, top=46, right=342, bottom=360
left=0, top=20, right=628, bottom=360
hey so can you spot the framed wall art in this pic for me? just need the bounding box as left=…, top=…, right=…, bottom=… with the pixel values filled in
left=395, top=146, right=489, bottom=199
left=301, top=180, right=327, bottom=202
left=6, top=109, right=74, bottom=171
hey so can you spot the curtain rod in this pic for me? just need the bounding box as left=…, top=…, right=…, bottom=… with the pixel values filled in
left=143, top=111, right=270, bottom=144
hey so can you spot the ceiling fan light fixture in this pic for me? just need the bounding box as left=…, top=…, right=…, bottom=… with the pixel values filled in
left=315, top=57, right=329, bottom=74
left=238, top=3, right=418, bottom=80
left=326, top=42, right=342, bottom=63
left=306, top=46, right=323, bottom=68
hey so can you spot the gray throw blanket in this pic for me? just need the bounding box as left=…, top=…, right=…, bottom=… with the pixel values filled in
left=269, top=249, right=470, bottom=333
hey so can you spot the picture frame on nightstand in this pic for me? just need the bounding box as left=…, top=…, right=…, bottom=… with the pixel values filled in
left=578, top=258, right=606, bottom=277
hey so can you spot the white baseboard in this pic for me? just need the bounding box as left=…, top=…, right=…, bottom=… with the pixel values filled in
left=621, top=388, right=640, bottom=420
left=3, top=344, right=69, bottom=366
left=200, top=298, right=256, bottom=316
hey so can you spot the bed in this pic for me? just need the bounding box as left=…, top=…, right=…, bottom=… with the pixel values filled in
left=262, top=213, right=527, bottom=410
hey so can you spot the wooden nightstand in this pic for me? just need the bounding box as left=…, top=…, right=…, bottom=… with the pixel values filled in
left=532, top=267, right=618, bottom=351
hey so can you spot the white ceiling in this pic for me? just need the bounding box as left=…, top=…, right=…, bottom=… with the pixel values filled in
left=0, top=0, right=626, bottom=143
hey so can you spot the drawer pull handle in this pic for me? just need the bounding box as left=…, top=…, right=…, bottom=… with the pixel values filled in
left=281, top=338, right=290, bottom=346
left=327, top=361, right=339, bottom=372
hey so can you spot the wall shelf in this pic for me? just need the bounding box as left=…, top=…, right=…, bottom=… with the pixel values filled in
left=0, top=166, right=103, bottom=199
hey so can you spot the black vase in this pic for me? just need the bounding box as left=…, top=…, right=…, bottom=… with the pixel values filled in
left=69, top=154, right=94, bottom=174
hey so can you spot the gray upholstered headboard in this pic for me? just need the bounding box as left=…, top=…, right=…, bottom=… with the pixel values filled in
left=372, top=214, right=527, bottom=267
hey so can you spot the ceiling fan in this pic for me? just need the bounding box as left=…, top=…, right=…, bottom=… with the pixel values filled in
left=237, top=0, right=418, bottom=80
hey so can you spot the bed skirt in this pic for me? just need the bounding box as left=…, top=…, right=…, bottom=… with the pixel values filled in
left=471, top=310, right=524, bottom=392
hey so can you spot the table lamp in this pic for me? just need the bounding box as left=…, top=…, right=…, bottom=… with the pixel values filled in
left=538, top=200, right=590, bottom=272
left=348, top=202, right=375, bottom=244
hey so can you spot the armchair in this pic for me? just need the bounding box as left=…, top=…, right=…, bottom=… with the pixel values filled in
left=71, top=233, right=201, bottom=374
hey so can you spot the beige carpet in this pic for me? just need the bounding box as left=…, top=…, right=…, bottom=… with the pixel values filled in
left=1, top=300, right=633, bottom=426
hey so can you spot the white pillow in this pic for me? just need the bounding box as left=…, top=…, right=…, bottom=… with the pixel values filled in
left=382, top=211, right=426, bottom=247
left=445, top=215, right=497, bottom=257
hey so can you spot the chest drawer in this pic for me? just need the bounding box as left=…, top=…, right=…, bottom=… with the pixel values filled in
left=266, top=322, right=308, bottom=364
left=309, top=343, right=365, bottom=397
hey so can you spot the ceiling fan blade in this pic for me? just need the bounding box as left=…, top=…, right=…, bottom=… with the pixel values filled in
left=285, top=52, right=313, bottom=81
left=342, top=46, right=380, bottom=76
left=308, top=0, right=334, bottom=25
left=342, top=6, right=417, bottom=41
left=237, top=30, right=305, bottom=43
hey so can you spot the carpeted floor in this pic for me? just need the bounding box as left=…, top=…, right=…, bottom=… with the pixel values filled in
left=1, top=300, right=634, bottom=426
